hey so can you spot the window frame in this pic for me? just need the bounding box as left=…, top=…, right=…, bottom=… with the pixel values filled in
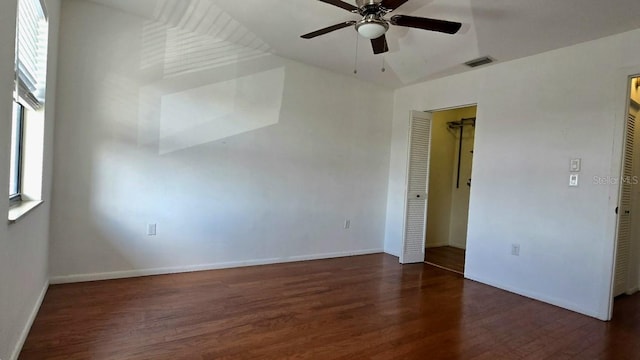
left=9, top=101, right=25, bottom=206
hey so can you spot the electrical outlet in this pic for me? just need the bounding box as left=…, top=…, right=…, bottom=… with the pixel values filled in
left=147, top=223, right=157, bottom=236
left=344, top=219, right=351, bottom=229
left=511, top=244, right=520, bottom=256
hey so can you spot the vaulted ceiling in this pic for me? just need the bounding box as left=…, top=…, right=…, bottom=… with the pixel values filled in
left=88, top=0, right=640, bottom=88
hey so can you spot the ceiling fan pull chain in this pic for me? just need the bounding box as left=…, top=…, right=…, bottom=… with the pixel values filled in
left=381, top=55, right=386, bottom=72
left=354, top=32, right=359, bottom=74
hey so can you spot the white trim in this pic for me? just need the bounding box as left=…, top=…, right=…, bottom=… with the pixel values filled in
left=50, top=249, right=384, bottom=284
left=384, top=250, right=400, bottom=257
left=8, top=200, right=44, bottom=224
left=425, top=261, right=463, bottom=275
left=10, top=281, right=49, bottom=360
left=606, top=68, right=640, bottom=321
left=399, top=111, right=413, bottom=264
left=423, top=103, right=478, bottom=114
left=448, top=244, right=467, bottom=250
left=466, top=274, right=607, bottom=321
left=426, top=241, right=450, bottom=248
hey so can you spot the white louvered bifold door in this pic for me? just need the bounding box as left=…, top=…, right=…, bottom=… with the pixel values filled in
left=614, top=113, right=636, bottom=296
left=400, top=111, right=433, bottom=264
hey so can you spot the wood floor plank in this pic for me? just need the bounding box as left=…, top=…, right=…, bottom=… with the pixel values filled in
left=19, top=254, right=640, bottom=359
left=425, top=246, right=466, bottom=273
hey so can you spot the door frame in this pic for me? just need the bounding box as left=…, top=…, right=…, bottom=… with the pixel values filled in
left=400, top=103, right=478, bottom=265
left=606, top=71, right=640, bottom=320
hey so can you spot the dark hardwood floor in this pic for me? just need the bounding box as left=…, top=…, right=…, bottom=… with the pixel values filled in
left=20, top=254, right=640, bottom=359
left=425, top=246, right=466, bottom=274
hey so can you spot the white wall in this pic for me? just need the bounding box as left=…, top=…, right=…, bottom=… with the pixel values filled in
left=0, top=0, right=59, bottom=359
left=49, top=0, right=393, bottom=282
left=385, top=28, right=640, bottom=320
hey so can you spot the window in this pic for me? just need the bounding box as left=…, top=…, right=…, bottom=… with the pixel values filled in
left=15, top=0, right=48, bottom=109
left=9, top=102, right=25, bottom=203
left=9, top=0, right=48, bottom=205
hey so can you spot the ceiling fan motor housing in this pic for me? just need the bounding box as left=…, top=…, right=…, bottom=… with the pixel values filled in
left=356, top=0, right=383, bottom=9
left=356, top=0, right=388, bottom=16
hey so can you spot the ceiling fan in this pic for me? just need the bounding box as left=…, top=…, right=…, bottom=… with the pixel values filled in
left=301, top=0, right=462, bottom=55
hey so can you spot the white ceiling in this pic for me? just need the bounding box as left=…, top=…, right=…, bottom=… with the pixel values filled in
left=88, top=0, right=640, bottom=88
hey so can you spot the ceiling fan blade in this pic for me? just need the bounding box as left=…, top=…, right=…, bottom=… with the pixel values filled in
left=317, top=0, right=359, bottom=12
left=390, top=15, right=462, bottom=34
left=301, top=21, right=356, bottom=39
left=380, top=0, right=409, bottom=10
left=371, top=35, right=389, bottom=54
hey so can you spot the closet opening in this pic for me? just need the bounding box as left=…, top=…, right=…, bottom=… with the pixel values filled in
left=424, top=106, right=477, bottom=274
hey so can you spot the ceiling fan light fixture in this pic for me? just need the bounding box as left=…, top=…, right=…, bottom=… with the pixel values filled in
left=301, top=0, right=462, bottom=56
left=356, top=15, right=389, bottom=39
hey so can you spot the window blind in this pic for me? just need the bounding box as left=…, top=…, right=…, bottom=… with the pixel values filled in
left=15, top=0, right=48, bottom=110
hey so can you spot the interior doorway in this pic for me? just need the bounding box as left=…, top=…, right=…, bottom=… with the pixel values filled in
left=424, top=106, right=477, bottom=274
left=612, top=77, right=640, bottom=303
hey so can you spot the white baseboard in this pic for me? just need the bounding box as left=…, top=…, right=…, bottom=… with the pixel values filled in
left=10, top=281, right=49, bottom=360
left=50, top=248, right=384, bottom=284
left=448, top=244, right=467, bottom=250
left=465, top=273, right=606, bottom=321
left=426, top=242, right=449, bottom=248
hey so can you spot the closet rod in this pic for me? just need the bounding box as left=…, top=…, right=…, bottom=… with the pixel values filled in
left=448, top=117, right=476, bottom=188
left=447, top=117, right=476, bottom=129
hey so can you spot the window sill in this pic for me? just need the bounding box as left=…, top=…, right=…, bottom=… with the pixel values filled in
left=8, top=200, right=44, bottom=224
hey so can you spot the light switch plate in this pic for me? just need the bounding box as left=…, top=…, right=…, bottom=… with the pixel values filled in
left=570, top=158, right=581, bottom=172
left=569, top=174, right=579, bottom=187
left=147, top=223, right=157, bottom=236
